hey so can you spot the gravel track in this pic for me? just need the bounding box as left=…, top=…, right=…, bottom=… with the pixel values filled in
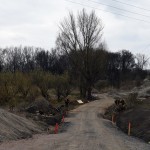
left=0, top=94, right=149, bottom=150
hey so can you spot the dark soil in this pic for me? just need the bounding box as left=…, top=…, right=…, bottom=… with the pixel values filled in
left=105, top=99, right=150, bottom=142
left=116, top=109, right=150, bottom=142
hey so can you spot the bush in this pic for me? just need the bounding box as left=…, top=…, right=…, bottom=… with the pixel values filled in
left=27, top=86, right=41, bottom=102
left=0, top=73, right=19, bottom=106
left=125, top=92, right=138, bottom=108
left=135, top=76, right=142, bottom=87
left=30, top=71, right=53, bottom=99
left=0, top=71, right=72, bottom=107
left=15, top=72, right=31, bottom=98
left=95, top=80, right=109, bottom=91
left=53, top=72, right=71, bottom=101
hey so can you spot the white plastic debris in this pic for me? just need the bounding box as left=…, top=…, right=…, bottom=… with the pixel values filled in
left=77, top=100, right=84, bottom=104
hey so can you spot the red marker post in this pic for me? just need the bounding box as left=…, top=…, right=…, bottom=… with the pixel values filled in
left=54, top=123, right=59, bottom=134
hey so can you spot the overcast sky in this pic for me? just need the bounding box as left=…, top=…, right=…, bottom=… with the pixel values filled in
left=0, top=0, right=150, bottom=56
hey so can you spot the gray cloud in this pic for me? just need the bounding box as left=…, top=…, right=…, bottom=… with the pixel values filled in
left=0, top=0, right=149, bottom=56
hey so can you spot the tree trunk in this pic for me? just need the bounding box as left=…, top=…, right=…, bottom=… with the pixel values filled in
left=87, top=86, right=92, bottom=100
left=80, top=86, right=86, bottom=99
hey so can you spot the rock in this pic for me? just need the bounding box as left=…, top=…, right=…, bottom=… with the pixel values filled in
left=42, top=115, right=63, bottom=125
left=25, top=97, right=65, bottom=126
left=26, top=97, right=56, bottom=115
left=26, top=105, right=37, bottom=114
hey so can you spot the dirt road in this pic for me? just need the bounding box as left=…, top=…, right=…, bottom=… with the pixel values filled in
left=0, top=94, right=150, bottom=150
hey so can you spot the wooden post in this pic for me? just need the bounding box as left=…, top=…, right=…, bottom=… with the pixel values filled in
left=128, top=122, right=131, bottom=136
left=112, top=114, right=114, bottom=124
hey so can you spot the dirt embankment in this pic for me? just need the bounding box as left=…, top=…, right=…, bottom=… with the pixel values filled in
left=106, top=88, right=150, bottom=143
left=0, top=109, right=43, bottom=142
left=116, top=99, right=150, bottom=142
left=0, top=96, right=80, bottom=142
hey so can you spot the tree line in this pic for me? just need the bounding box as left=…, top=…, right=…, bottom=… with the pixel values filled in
left=0, top=46, right=148, bottom=99
left=0, top=47, right=68, bottom=74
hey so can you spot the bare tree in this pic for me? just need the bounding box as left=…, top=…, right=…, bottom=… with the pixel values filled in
left=136, top=53, right=149, bottom=70
left=107, top=52, right=121, bottom=87
left=56, top=9, right=105, bottom=99
left=4, top=47, right=24, bottom=73
left=119, top=50, right=135, bottom=73
left=22, top=47, right=36, bottom=72
left=0, top=49, right=5, bottom=71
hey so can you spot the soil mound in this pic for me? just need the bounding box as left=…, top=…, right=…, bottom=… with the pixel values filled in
left=0, top=109, right=43, bottom=142
left=26, top=97, right=59, bottom=115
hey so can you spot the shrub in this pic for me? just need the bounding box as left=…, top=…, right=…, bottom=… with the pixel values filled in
left=15, top=72, right=32, bottom=98
left=135, top=76, right=142, bottom=87
left=0, top=71, right=72, bottom=106
left=53, top=72, right=71, bottom=101
left=27, top=86, right=41, bottom=102
left=0, top=73, right=19, bottom=106
left=95, top=80, right=109, bottom=91
left=30, top=71, right=53, bottom=99
left=125, top=92, right=138, bottom=108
